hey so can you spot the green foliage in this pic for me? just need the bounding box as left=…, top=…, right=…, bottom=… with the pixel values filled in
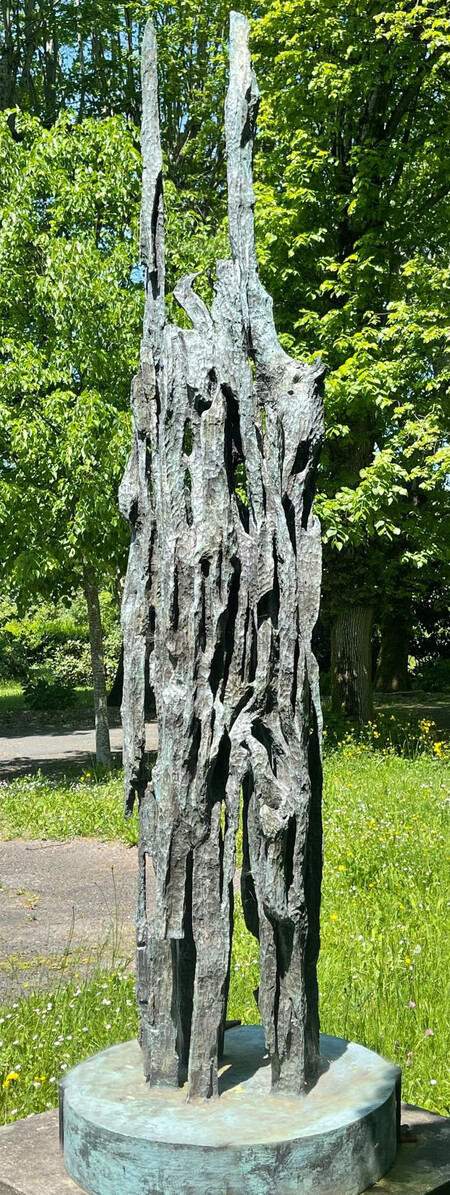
left=0, top=591, right=122, bottom=687
left=252, top=0, right=450, bottom=618
left=0, top=111, right=141, bottom=601
left=1, top=0, right=239, bottom=212
left=23, top=677, right=77, bottom=711
left=412, top=658, right=450, bottom=694
left=323, top=710, right=449, bottom=761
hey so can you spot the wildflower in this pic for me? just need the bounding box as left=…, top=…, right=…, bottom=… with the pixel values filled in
left=102, top=998, right=111, bottom=1006
left=3, top=1072, right=19, bottom=1089
left=338, top=865, right=345, bottom=872
left=23, top=983, right=29, bottom=989
left=407, top=1001, right=416, bottom=1009
left=430, top=1078, right=437, bottom=1085
left=424, top=1028, right=434, bottom=1038
left=413, top=945, right=422, bottom=955
left=330, top=914, right=339, bottom=921
left=405, top=957, right=412, bottom=965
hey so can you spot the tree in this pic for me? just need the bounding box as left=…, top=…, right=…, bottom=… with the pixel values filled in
left=252, top=0, right=450, bottom=718
left=0, top=111, right=142, bottom=761
left=0, top=0, right=235, bottom=213
left=0, top=106, right=229, bottom=758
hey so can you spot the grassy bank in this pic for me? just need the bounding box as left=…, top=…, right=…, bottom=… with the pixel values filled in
left=0, top=735, right=449, bottom=1122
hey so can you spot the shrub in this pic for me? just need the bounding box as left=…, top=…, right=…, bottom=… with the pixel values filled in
left=23, top=677, right=77, bottom=710
left=412, top=657, right=450, bottom=693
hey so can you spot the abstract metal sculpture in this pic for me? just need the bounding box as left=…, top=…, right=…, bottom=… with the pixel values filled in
left=120, top=10, right=325, bottom=1101
left=60, top=19, right=400, bottom=1194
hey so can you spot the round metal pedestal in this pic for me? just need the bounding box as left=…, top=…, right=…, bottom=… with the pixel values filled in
left=60, top=1027, right=399, bottom=1195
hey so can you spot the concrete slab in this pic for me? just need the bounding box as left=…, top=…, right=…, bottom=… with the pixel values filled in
left=0, top=1099, right=449, bottom=1195
left=0, top=838, right=141, bottom=1002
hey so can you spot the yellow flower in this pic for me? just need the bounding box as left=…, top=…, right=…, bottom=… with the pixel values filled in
left=3, top=1071, right=19, bottom=1089
left=405, top=957, right=412, bottom=965
left=338, top=865, right=345, bottom=871
left=330, top=913, right=339, bottom=921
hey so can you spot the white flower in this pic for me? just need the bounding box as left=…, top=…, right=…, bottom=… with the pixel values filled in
left=102, top=999, right=111, bottom=1006
left=413, top=945, right=422, bottom=955
left=430, top=1078, right=437, bottom=1085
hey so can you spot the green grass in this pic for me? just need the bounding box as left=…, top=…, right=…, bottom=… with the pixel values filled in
left=0, top=734, right=449, bottom=1121
left=0, top=679, right=94, bottom=714
left=0, top=967, right=138, bottom=1122
left=0, top=769, right=139, bottom=844
left=319, top=746, right=449, bottom=1117
left=0, top=680, right=24, bottom=714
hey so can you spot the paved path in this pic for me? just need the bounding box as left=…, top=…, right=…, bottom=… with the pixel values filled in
left=0, top=724, right=158, bottom=780
left=0, top=838, right=146, bottom=1003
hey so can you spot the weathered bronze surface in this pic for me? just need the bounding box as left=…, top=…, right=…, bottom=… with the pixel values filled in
left=120, top=11, right=325, bottom=1101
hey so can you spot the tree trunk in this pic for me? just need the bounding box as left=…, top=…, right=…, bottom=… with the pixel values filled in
left=374, top=609, right=411, bottom=692
left=82, top=566, right=112, bottom=767
left=331, top=605, right=374, bottom=722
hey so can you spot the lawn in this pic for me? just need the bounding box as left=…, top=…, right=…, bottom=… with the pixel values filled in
left=0, top=728, right=449, bottom=1123
left=0, top=680, right=24, bottom=714
left=0, top=679, right=94, bottom=715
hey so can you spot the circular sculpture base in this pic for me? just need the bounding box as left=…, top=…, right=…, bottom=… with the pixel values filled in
left=60, top=1027, right=399, bottom=1195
